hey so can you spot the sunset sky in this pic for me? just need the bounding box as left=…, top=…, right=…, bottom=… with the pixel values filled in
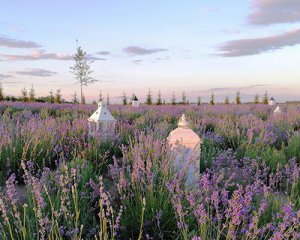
left=1, top=0, right=300, bottom=103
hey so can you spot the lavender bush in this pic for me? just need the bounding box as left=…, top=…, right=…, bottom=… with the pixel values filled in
left=0, top=101, right=299, bottom=239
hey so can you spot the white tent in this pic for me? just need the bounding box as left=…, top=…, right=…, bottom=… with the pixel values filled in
left=88, top=101, right=116, bottom=135
left=132, top=95, right=140, bottom=108
left=269, top=97, right=276, bottom=106
left=167, top=114, right=201, bottom=184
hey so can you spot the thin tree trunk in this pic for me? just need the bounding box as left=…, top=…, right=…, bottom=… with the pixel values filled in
left=80, top=81, right=83, bottom=104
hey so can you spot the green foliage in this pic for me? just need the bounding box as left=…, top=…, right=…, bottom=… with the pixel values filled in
left=254, top=94, right=260, bottom=104
left=146, top=89, right=152, bottom=105
left=210, top=92, right=215, bottom=105
left=200, top=138, right=223, bottom=172
left=156, top=90, right=162, bottom=105
left=0, top=83, right=4, bottom=101
left=284, top=135, right=300, bottom=163
left=262, top=91, right=268, bottom=105
left=236, top=91, right=241, bottom=104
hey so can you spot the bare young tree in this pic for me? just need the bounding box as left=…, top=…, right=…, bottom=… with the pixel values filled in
left=70, top=40, right=96, bottom=103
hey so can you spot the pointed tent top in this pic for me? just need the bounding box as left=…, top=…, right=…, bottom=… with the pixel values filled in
left=133, top=95, right=138, bottom=101
left=88, top=101, right=115, bottom=122
left=178, top=114, right=190, bottom=128
left=270, top=97, right=275, bottom=101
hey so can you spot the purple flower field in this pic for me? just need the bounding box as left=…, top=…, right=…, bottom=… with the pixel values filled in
left=0, top=102, right=299, bottom=239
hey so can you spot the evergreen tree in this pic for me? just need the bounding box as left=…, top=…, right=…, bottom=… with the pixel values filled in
left=29, top=85, right=35, bottom=102
left=82, top=94, right=86, bottom=104
left=54, top=89, right=62, bottom=103
left=254, top=94, right=260, bottom=104
left=156, top=90, right=162, bottom=105
left=225, top=96, right=230, bottom=104
left=49, top=90, right=54, bottom=103
left=236, top=91, right=241, bottom=104
left=182, top=91, right=187, bottom=105
left=70, top=40, right=96, bottom=104
left=21, top=87, right=28, bottom=102
left=0, top=83, right=4, bottom=101
left=262, top=91, right=268, bottom=105
left=72, top=91, right=79, bottom=104
left=171, top=92, right=176, bottom=105
left=99, top=90, right=103, bottom=102
left=122, top=92, right=128, bottom=105
left=106, top=93, right=110, bottom=105
left=210, top=92, right=215, bottom=105
left=146, top=89, right=152, bottom=105
left=197, top=96, right=201, bottom=106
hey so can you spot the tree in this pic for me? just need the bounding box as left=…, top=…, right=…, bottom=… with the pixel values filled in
left=225, top=96, right=230, bottom=105
left=262, top=91, right=268, bottom=104
left=197, top=96, right=201, bottom=106
left=29, top=85, right=35, bottom=102
left=49, top=90, right=54, bottom=103
left=82, top=94, right=86, bottom=104
left=171, top=92, right=176, bottom=105
left=54, top=89, right=62, bottom=103
left=156, top=90, right=162, bottom=105
left=182, top=91, right=187, bottom=105
left=72, top=91, right=79, bottom=104
left=210, top=92, right=215, bottom=105
left=254, top=94, right=260, bottom=104
left=21, top=87, right=28, bottom=102
left=0, top=83, right=4, bottom=101
left=146, top=89, right=152, bottom=105
left=70, top=40, right=96, bottom=104
left=106, top=93, right=110, bottom=105
left=98, top=90, right=103, bottom=102
left=122, top=92, right=128, bottom=105
left=236, top=91, right=241, bottom=104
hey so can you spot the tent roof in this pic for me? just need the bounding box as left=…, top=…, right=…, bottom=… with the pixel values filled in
left=167, top=114, right=201, bottom=150
left=88, top=101, right=116, bottom=122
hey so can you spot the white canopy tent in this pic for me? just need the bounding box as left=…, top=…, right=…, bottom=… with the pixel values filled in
left=88, top=101, right=116, bottom=135
left=167, top=114, right=201, bottom=184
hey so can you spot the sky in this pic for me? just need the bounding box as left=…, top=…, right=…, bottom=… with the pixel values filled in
left=1, top=0, right=300, bottom=103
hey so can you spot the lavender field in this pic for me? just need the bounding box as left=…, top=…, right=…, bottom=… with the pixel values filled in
left=0, top=102, right=299, bottom=239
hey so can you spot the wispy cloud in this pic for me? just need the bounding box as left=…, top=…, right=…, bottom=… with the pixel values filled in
left=210, top=85, right=271, bottom=92
left=1, top=50, right=104, bottom=61
left=218, top=29, right=300, bottom=57
left=0, top=73, right=12, bottom=79
left=249, top=0, right=300, bottom=25
left=124, top=46, right=168, bottom=55
left=14, top=68, right=57, bottom=77
left=97, top=51, right=111, bottom=55
left=132, top=59, right=142, bottom=64
left=0, top=36, right=42, bottom=48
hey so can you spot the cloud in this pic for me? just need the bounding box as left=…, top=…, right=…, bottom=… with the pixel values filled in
left=218, top=29, right=300, bottom=57
left=132, top=59, right=142, bottom=64
left=210, top=85, right=272, bottom=92
left=1, top=50, right=105, bottom=61
left=0, top=36, right=42, bottom=48
left=249, top=0, right=300, bottom=25
left=0, top=74, right=12, bottom=79
left=97, top=51, right=111, bottom=55
left=14, top=68, right=57, bottom=77
left=124, top=46, right=168, bottom=55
